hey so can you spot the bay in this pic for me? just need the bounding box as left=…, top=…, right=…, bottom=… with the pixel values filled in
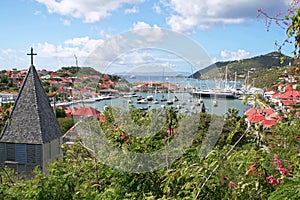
left=74, top=76, right=248, bottom=117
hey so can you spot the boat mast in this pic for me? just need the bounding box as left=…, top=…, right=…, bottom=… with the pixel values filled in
left=234, top=72, right=237, bottom=89
left=225, top=65, right=228, bottom=89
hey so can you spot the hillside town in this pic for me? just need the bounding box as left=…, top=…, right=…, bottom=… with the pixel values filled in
left=1, top=62, right=300, bottom=132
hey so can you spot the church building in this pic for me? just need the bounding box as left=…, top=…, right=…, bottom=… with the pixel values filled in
left=0, top=48, right=62, bottom=175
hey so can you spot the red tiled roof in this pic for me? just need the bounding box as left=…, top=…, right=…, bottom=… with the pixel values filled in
left=247, top=114, right=265, bottom=123
left=72, top=106, right=101, bottom=117
left=284, top=84, right=294, bottom=91
left=272, top=90, right=300, bottom=99
left=281, top=100, right=297, bottom=106
left=244, top=107, right=279, bottom=126
left=261, top=108, right=274, bottom=116
left=262, top=120, right=277, bottom=128
left=56, top=87, right=66, bottom=93
left=244, top=107, right=256, bottom=116
left=267, top=113, right=282, bottom=121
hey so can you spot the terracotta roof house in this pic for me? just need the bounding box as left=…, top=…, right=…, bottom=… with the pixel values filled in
left=244, top=107, right=281, bottom=129
left=0, top=54, right=63, bottom=175
left=72, top=106, right=101, bottom=119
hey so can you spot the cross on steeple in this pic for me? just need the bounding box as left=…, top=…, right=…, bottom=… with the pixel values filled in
left=27, top=47, right=37, bottom=66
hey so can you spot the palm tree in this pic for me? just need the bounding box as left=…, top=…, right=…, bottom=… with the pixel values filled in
left=165, top=107, right=179, bottom=135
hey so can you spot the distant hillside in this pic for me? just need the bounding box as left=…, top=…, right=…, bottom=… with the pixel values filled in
left=58, top=66, right=102, bottom=77
left=190, top=52, right=293, bottom=81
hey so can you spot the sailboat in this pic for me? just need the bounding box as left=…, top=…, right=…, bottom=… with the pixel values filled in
left=152, top=86, right=159, bottom=104
left=161, top=95, right=167, bottom=102
left=166, top=80, right=173, bottom=105
left=213, top=94, right=218, bottom=107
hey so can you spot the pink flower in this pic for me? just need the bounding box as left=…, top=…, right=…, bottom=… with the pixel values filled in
left=273, top=159, right=282, bottom=165
left=277, top=166, right=287, bottom=175
left=273, top=154, right=288, bottom=176
left=120, top=133, right=126, bottom=140
left=275, top=12, right=281, bottom=17
left=229, top=181, right=237, bottom=189
left=266, top=176, right=279, bottom=186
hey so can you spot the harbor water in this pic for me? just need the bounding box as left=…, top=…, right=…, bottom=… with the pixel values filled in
left=73, top=76, right=248, bottom=116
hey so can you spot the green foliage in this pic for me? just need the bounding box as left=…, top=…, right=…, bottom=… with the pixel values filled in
left=1, top=105, right=300, bottom=199
left=57, top=117, right=74, bottom=133
left=268, top=175, right=300, bottom=200
left=250, top=66, right=296, bottom=88
left=55, top=107, right=66, bottom=118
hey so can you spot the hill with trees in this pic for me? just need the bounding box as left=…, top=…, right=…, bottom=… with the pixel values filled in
left=190, top=52, right=293, bottom=81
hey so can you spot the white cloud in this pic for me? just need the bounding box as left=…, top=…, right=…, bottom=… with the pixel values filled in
left=153, top=4, right=162, bottom=14
left=1, top=49, right=14, bottom=54
left=0, top=49, right=26, bottom=69
left=132, top=21, right=165, bottom=43
left=115, top=50, right=155, bottom=66
left=220, top=49, right=250, bottom=61
left=161, top=0, right=289, bottom=33
left=99, top=29, right=111, bottom=39
left=124, top=6, right=139, bottom=14
left=36, top=0, right=144, bottom=23
left=36, top=37, right=104, bottom=58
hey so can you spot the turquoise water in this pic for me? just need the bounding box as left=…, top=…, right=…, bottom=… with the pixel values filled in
left=77, top=92, right=248, bottom=117
left=74, top=76, right=248, bottom=116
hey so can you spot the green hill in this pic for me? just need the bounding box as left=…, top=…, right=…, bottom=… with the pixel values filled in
left=191, top=52, right=293, bottom=81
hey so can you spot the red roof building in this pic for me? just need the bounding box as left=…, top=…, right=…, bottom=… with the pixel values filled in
left=71, top=106, right=101, bottom=118
left=244, top=107, right=280, bottom=128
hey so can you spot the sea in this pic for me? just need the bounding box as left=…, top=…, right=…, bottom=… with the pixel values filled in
left=74, top=76, right=249, bottom=117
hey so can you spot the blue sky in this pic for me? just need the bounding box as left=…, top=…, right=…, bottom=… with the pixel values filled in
left=0, top=0, right=293, bottom=72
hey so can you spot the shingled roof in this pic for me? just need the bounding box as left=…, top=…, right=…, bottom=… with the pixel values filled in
left=0, top=65, right=62, bottom=144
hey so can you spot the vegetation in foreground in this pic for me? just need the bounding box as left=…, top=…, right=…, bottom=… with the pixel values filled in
left=0, top=106, right=299, bottom=199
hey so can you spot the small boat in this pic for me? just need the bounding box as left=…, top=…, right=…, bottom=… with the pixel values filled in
left=195, top=100, right=201, bottom=106
left=147, top=95, right=154, bottom=101
left=213, top=99, right=218, bottom=107
left=176, top=104, right=183, bottom=109
left=167, top=100, right=173, bottom=105
left=139, top=106, right=148, bottom=110
left=153, top=99, right=159, bottom=104
left=137, top=99, right=148, bottom=104
left=137, top=96, right=143, bottom=101
left=161, top=95, right=167, bottom=102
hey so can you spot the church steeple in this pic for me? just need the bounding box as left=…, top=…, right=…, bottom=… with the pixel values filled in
left=0, top=48, right=62, bottom=174
left=0, top=64, right=62, bottom=144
